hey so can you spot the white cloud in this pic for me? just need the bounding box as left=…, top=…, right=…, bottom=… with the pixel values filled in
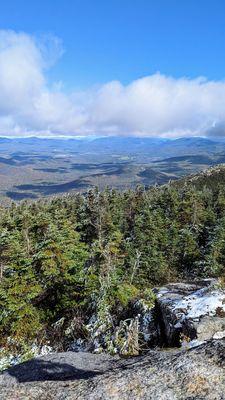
left=1, top=30, right=225, bottom=138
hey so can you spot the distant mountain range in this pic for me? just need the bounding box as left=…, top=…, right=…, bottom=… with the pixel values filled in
left=0, top=136, right=224, bottom=158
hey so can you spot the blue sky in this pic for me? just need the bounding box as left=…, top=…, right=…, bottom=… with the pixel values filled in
left=1, top=0, right=225, bottom=88
left=0, top=1, right=225, bottom=137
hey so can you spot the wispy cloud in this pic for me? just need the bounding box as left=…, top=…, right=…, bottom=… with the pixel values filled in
left=1, top=30, right=225, bottom=138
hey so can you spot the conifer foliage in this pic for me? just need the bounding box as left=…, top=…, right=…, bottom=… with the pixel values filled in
left=0, top=181, right=225, bottom=352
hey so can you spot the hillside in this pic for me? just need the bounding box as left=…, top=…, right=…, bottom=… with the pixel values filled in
left=174, top=164, right=225, bottom=190
left=1, top=166, right=225, bottom=398
left=1, top=166, right=225, bottom=363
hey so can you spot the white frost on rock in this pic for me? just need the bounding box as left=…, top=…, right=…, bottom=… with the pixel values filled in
left=156, top=280, right=225, bottom=347
left=174, top=290, right=225, bottom=321
left=213, top=330, right=225, bottom=339
left=0, top=344, right=53, bottom=371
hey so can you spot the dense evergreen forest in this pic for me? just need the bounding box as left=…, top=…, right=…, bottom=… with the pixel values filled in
left=1, top=168, right=225, bottom=356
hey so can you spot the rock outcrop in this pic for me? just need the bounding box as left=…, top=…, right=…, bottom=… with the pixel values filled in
left=1, top=339, right=225, bottom=399
left=1, top=279, right=225, bottom=371
left=155, top=279, right=225, bottom=347
left=1, top=280, right=225, bottom=399
left=66, top=279, right=225, bottom=355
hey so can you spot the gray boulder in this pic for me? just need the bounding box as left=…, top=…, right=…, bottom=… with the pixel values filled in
left=155, top=279, right=225, bottom=347
left=1, top=339, right=225, bottom=399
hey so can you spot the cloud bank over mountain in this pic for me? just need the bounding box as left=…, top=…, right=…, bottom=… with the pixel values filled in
left=1, top=30, right=225, bottom=138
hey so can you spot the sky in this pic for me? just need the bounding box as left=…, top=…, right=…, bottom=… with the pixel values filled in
left=0, top=0, right=225, bottom=138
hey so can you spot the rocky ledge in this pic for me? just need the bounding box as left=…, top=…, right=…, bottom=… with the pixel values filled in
left=1, top=339, right=225, bottom=399
left=72, top=279, right=225, bottom=354
left=1, top=280, right=225, bottom=399
left=155, top=279, right=225, bottom=347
